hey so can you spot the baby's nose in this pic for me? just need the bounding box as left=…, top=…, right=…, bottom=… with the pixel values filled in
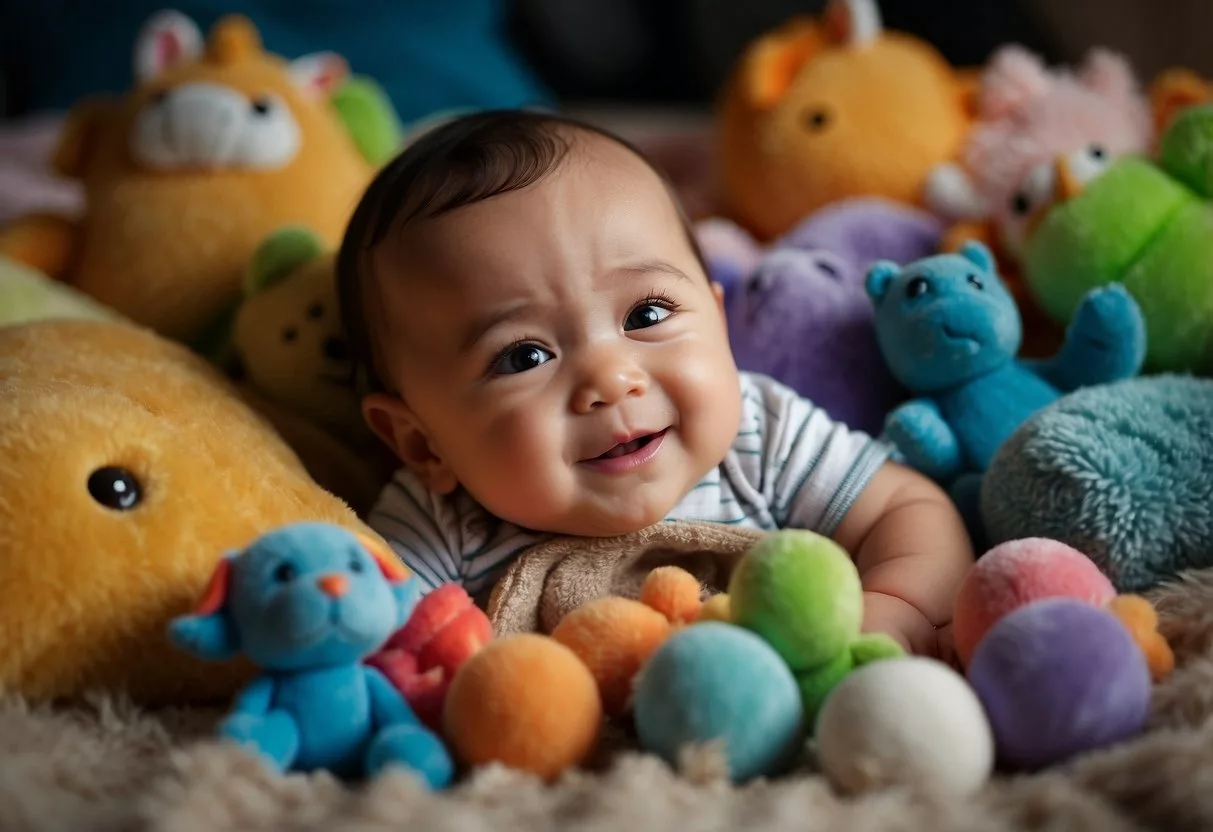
left=316, top=573, right=350, bottom=598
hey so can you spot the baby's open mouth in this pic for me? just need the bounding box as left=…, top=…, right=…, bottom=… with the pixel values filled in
left=596, top=433, right=661, bottom=460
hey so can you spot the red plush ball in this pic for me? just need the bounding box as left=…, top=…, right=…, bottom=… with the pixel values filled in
left=954, top=538, right=1116, bottom=667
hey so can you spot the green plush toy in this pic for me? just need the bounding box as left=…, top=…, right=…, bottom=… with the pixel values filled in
left=728, top=530, right=904, bottom=723
left=1024, top=104, right=1213, bottom=373
left=0, top=255, right=126, bottom=329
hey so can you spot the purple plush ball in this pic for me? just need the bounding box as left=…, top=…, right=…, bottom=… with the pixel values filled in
left=967, top=598, right=1151, bottom=771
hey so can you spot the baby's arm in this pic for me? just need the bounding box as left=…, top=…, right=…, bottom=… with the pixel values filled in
left=833, top=460, right=974, bottom=659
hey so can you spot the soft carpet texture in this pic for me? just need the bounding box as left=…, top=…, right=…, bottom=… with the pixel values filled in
left=8, top=570, right=1213, bottom=832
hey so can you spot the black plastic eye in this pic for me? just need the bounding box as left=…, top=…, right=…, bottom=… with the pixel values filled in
left=1089, top=144, right=1106, bottom=160
left=967, top=274, right=984, bottom=290
left=87, top=467, right=142, bottom=511
left=1010, top=192, right=1032, bottom=216
left=251, top=97, right=272, bottom=116
left=283, top=326, right=298, bottom=343
left=273, top=562, right=298, bottom=583
left=905, top=277, right=930, bottom=299
left=307, top=303, right=324, bottom=320
left=349, top=558, right=365, bottom=574
left=802, top=108, right=831, bottom=131
left=815, top=258, right=841, bottom=279
left=151, top=90, right=169, bottom=106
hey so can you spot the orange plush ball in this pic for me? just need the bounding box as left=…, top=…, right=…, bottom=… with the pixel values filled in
left=639, top=567, right=703, bottom=625
left=443, top=634, right=602, bottom=780
left=552, top=597, right=672, bottom=716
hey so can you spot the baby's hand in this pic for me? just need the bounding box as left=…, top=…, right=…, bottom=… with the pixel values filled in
left=861, top=590, right=955, bottom=666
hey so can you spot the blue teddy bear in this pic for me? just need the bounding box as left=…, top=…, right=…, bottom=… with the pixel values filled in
left=865, top=240, right=1146, bottom=524
left=168, top=522, right=453, bottom=788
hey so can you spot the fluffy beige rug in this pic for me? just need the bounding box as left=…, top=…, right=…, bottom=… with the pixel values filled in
left=6, top=571, right=1213, bottom=832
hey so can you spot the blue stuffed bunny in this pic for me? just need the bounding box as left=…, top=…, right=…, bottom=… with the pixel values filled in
left=865, top=240, right=1146, bottom=523
left=168, top=522, right=453, bottom=787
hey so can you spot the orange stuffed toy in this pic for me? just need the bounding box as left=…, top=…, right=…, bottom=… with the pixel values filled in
left=0, top=11, right=377, bottom=353
left=0, top=318, right=382, bottom=705
left=714, top=0, right=975, bottom=241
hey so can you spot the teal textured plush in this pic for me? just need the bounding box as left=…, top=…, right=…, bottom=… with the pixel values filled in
left=982, top=375, right=1213, bottom=592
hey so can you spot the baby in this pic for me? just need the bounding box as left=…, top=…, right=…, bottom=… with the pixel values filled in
left=337, top=110, right=973, bottom=657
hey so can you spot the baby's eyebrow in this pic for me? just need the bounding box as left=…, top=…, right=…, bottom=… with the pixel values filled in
left=613, top=259, right=693, bottom=283
left=460, top=299, right=534, bottom=353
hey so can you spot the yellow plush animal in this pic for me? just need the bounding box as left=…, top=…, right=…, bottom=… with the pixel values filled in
left=0, top=319, right=385, bottom=704
left=0, top=11, right=376, bottom=351
left=234, top=226, right=369, bottom=449
left=714, top=0, right=975, bottom=240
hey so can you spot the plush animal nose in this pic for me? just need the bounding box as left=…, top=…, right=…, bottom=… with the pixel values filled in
left=323, top=336, right=349, bottom=362
left=316, top=574, right=350, bottom=598
left=1052, top=155, right=1084, bottom=201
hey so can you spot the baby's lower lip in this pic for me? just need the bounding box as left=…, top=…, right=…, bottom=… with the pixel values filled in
left=580, top=429, right=667, bottom=474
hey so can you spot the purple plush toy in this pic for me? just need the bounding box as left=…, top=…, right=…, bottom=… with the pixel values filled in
left=966, top=598, right=1152, bottom=771
left=697, top=198, right=944, bottom=435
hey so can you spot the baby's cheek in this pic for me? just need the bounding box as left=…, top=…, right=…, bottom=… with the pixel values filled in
left=468, top=407, right=568, bottom=505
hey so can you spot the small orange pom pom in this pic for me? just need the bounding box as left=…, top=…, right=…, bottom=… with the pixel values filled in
left=443, top=634, right=602, bottom=780
left=1107, top=594, right=1174, bottom=682
left=552, top=597, right=671, bottom=716
left=640, top=566, right=703, bottom=625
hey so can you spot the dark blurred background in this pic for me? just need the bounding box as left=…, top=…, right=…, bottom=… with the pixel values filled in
left=3, top=0, right=1202, bottom=122
left=507, top=0, right=1053, bottom=107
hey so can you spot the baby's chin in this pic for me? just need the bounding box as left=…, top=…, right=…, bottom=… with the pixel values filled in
left=494, top=493, right=681, bottom=539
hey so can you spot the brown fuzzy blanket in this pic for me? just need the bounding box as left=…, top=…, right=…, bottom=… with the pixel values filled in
left=4, top=567, right=1213, bottom=832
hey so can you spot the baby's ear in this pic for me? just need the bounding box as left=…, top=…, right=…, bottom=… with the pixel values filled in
left=167, top=556, right=242, bottom=661
left=865, top=260, right=900, bottom=303
left=958, top=240, right=996, bottom=274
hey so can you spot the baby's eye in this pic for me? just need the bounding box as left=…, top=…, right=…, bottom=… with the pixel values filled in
left=624, top=304, right=673, bottom=331
left=492, top=343, right=554, bottom=375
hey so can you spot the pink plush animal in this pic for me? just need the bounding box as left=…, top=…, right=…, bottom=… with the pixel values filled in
left=926, top=45, right=1152, bottom=258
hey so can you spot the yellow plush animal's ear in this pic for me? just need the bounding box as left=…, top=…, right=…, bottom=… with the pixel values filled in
left=51, top=98, right=113, bottom=180
left=822, top=0, right=883, bottom=48
left=245, top=225, right=327, bottom=298
left=740, top=17, right=824, bottom=110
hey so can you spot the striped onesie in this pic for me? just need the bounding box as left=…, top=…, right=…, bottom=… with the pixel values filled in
left=369, top=371, right=892, bottom=596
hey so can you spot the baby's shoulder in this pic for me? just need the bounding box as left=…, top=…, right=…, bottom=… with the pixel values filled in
left=737, top=371, right=815, bottom=430
left=371, top=468, right=500, bottom=543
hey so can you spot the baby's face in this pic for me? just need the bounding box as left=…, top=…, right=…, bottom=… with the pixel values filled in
left=369, top=133, right=743, bottom=536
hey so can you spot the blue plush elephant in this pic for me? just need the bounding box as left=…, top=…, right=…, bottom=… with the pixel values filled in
left=168, top=522, right=453, bottom=787
left=865, top=240, right=1147, bottom=529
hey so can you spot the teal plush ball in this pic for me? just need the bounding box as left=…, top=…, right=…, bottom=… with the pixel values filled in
left=633, top=622, right=806, bottom=782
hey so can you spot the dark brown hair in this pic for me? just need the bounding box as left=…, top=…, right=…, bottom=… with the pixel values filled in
left=336, top=108, right=707, bottom=397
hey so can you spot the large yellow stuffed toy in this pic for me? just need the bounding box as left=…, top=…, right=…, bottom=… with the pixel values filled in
left=0, top=11, right=378, bottom=352
left=714, top=0, right=975, bottom=241
left=0, top=319, right=386, bottom=705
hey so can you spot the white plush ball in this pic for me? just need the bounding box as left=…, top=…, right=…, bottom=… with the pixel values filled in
left=815, top=657, right=994, bottom=795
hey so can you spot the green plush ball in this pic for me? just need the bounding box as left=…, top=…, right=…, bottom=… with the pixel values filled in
left=728, top=530, right=862, bottom=672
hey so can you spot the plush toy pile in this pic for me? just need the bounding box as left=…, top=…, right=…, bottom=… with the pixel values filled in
left=3, top=0, right=1213, bottom=825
